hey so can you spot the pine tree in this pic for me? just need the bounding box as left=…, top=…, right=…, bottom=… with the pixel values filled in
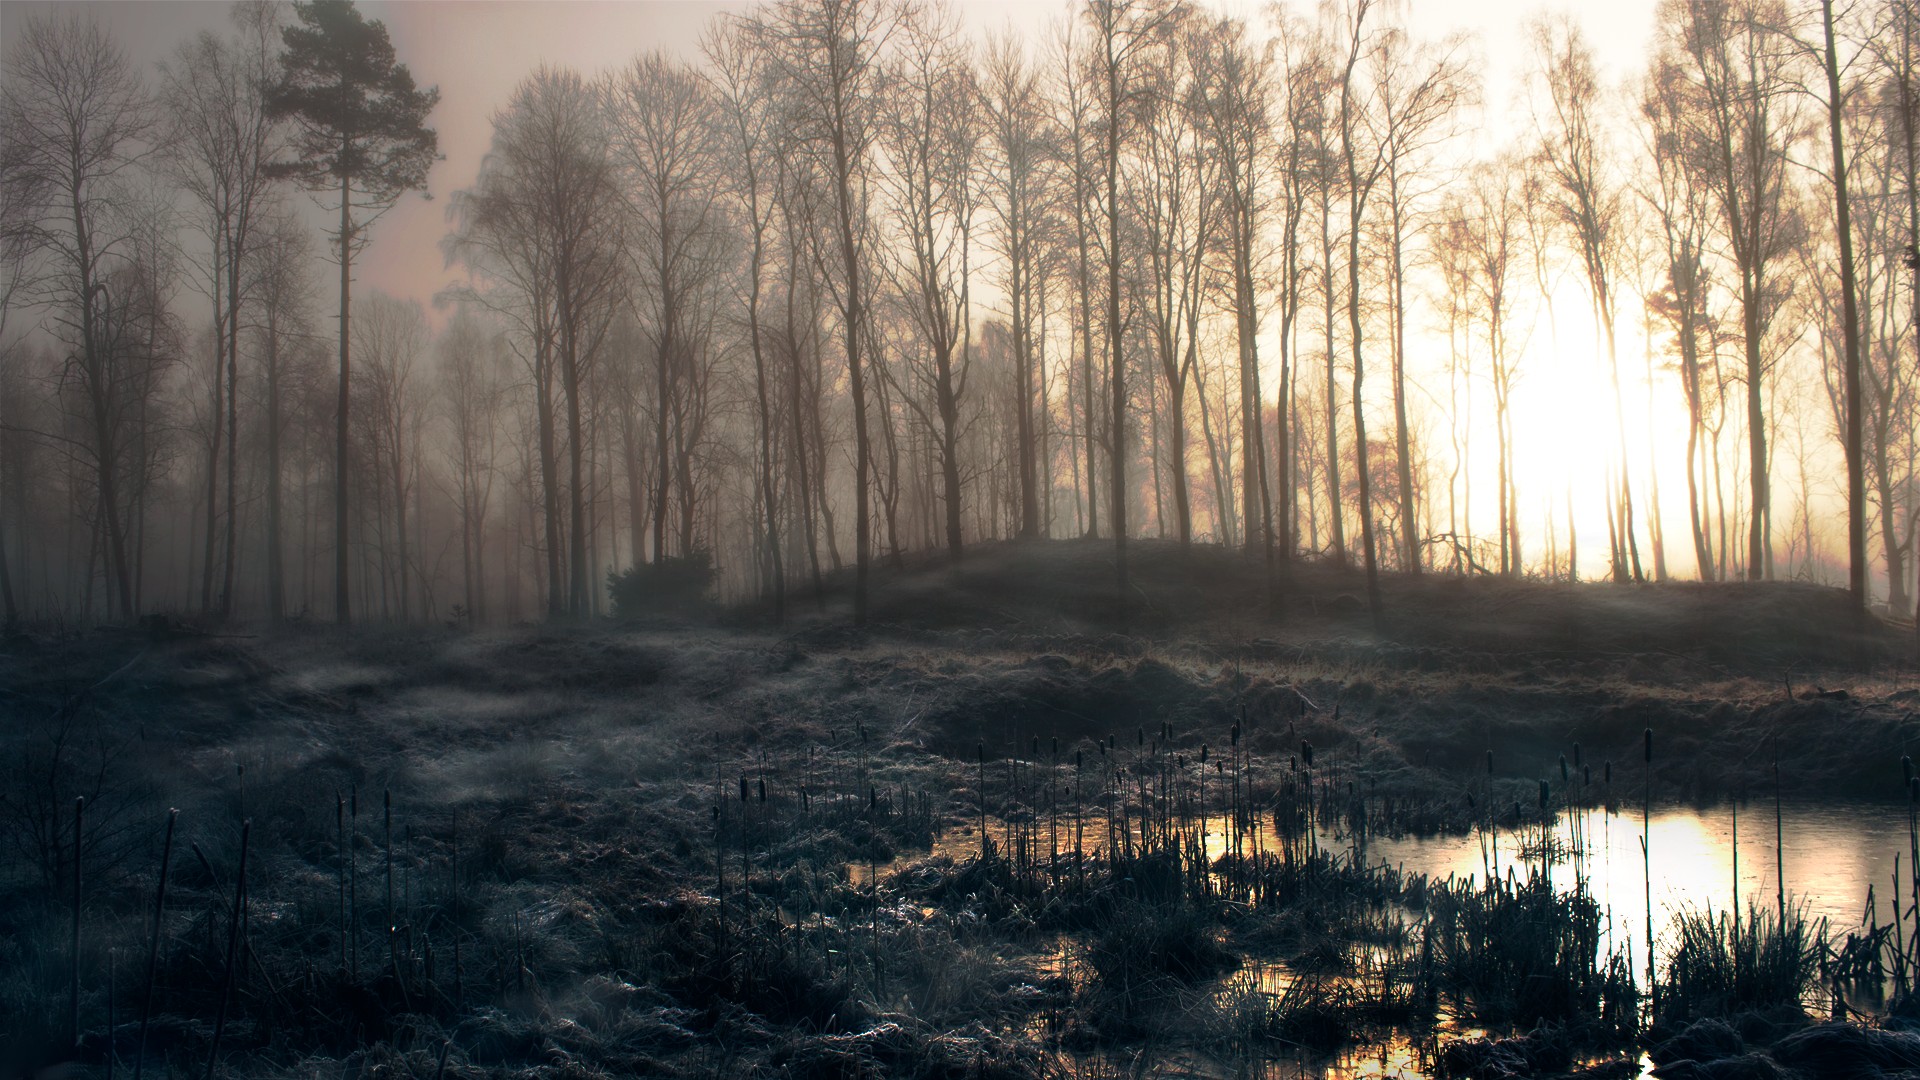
left=265, top=0, right=437, bottom=625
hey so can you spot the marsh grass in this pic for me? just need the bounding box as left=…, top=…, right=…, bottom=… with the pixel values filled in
left=1, top=552, right=1908, bottom=1078
left=1658, top=902, right=1822, bottom=1024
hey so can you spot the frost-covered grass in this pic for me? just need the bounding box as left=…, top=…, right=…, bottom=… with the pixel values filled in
left=0, top=541, right=1907, bottom=1077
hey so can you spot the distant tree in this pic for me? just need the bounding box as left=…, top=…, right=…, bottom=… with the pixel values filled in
left=606, top=54, right=720, bottom=574
left=1532, top=15, right=1642, bottom=583
left=353, top=291, right=426, bottom=619
left=246, top=210, right=315, bottom=622
left=880, top=5, right=978, bottom=562
left=1374, top=25, right=1470, bottom=575
left=756, top=0, right=892, bottom=625
left=1084, top=0, right=1182, bottom=621
left=265, top=0, right=438, bottom=625
left=159, top=1, right=283, bottom=619
left=982, top=33, right=1054, bottom=544
left=1657, top=0, right=1804, bottom=582
left=705, top=17, right=786, bottom=623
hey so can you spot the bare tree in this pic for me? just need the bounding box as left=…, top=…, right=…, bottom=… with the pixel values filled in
left=706, top=17, right=786, bottom=621
left=2, top=13, right=154, bottom=620
left=1375, top=24, right=1471, bottom=574
left=1659, top=0, right=1806, bottom=582
left=447, top=66, right=619, bottom=618
left=436, top=311, right=504, bottom=624
left=1084, top=0, right=1182, bottom=618
left=878, top=6, right=977, bottom=562
left=757, top=0, right=892, bottom=625
left=983, top=32, right=1057, bottom=544
left=1533, top=15, right=1644, bottom=583
left=159, top=1, right=283, bottom=619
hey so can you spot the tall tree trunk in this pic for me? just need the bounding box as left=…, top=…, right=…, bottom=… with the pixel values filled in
left=335, top=170, right=353, bottom=625
left=1389, top=199, right=1419, bottom=573
left=266, top=317, right=284, bottom=621
left=220, top=232, right=241, bottom=619
left=1321, top=193, right=1345, bottom=566
left=536, top=347, right=564, bottom=618
left=1825, top=0, right=1867, bottom=609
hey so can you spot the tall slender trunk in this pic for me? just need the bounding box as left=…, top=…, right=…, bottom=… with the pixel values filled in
left=266, top=316, right=284, bottom=621
left=1388, top=186, right=1418, bottom=573
left=1106, top=51, right=1127, bottom=620
left=335, top=169, right=353, bottom=625
left=536, top=343, right=563, bottom=618
left=1320, top=191, right=1345, bottom=565
left=220, top=231, right=241, bottom=618
left=1825, top=0, right=1866, bottom=608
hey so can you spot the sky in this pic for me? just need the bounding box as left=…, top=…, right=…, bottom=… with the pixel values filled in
left=1, top=0, right=1664, bottom=322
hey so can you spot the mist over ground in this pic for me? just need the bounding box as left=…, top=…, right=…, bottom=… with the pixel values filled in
left=7, top=0, right=1920, bottom=1077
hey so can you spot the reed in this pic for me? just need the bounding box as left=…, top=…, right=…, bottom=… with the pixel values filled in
left=1658, top=902, right=1820, bottom=1024
left=70, top=795, right=83, bottom=1052
left=132, top=808, right=176, bottom=1080
left=1644, top=726, right=1654, bottom=1012
left=204, top=818, right=250, bottom=1080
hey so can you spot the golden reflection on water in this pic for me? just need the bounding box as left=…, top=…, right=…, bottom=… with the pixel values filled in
left=1349, top=800, right=1909, bottom=965
left=847, top=801, right=1909, bottom=1079
left=857, top=801, right=1911, bottom=952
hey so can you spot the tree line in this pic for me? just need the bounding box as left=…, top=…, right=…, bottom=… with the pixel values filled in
left=0, top=0, right=1913, bottom=629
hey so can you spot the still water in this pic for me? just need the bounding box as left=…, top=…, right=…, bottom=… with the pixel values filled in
left=1332, top=799, right=1911, bottom=965
left=856, top=799, right=1910, bottom=1079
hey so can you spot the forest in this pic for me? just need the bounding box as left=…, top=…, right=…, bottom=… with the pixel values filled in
left=1, top=0, right=1916, bottom=631
left=14, top=1, right=1920, bottom=1079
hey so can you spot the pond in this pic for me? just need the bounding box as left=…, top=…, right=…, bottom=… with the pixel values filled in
left=859, top=797, right=1914, bottom=958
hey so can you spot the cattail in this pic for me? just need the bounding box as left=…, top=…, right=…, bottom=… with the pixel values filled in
left=1644, top=728, right=1653, bottom=764
left=134, top=808, right=177, bottom=1080
left=1051, top=737, right=1059, bottom=758
left=1138, top=727, right=1144, bottom=746
left=71, top=796, right=83, bottom=1050
left=205, top=819, right=250, bottom=1080
left=1201, top=744, right=1209, bottom=765
left=1231, top=724, right=1240, bottom=748
left=1075, top=750, right=1083, bottom=771
left=739, top=775, right=749, bottom=803
left=757, top=779, right=767, bottom=804
left=1301, top=740, right=1314, bottom=768
left=1539, top=779, right=1550, bottom=811
left=1605, top=761, right=1612, bottom=784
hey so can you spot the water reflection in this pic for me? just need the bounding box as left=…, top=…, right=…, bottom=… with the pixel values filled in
left=1342, top=799, right=1908, bottom=978
left=860, top=799, right=1911, bottom=957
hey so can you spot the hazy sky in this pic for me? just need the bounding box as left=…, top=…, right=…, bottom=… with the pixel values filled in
left=3, top=0, right=1662, bottom=321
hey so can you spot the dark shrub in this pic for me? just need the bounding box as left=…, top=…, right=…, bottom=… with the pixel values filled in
left=607, top=552, right=716, bottom=617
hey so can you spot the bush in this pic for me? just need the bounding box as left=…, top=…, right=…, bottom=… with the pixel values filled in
left=607, top=552, right=716, bottom=617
